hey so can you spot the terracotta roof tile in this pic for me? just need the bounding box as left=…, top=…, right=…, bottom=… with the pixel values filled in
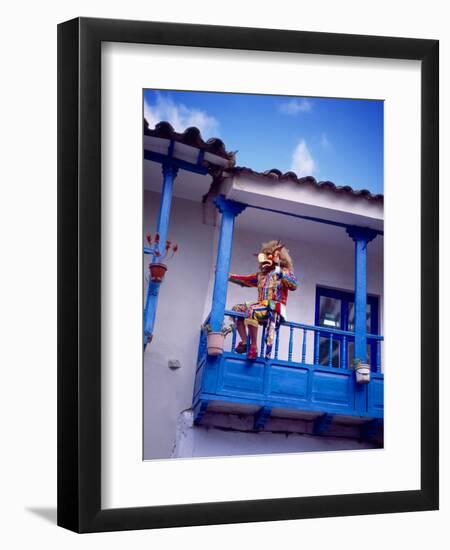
left=231, top=167, right=383, bottom=203
left=144, top=120, right=236, bottom=163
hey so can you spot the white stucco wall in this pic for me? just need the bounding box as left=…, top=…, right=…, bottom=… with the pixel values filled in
left=171, top=411, right=381, bottom=458
left=143, top=191, right=214, bottom=459
left=143, top=189, right=384, bottom=459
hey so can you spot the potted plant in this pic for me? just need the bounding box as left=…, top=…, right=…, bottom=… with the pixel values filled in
left=147, top=233, right=178, bottom=283
left=352, top=358, right=371, bottom=384
left=202, top=322, right=234, bottom=356
left=149, top=262, right=167, bottom=282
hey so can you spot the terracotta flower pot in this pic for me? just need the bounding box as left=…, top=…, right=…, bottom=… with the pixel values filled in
left=207, top=332, right=225, bottom=356
left=355, top=362, right=371, bottom=384
left=149, top=263, right=167, bottom=282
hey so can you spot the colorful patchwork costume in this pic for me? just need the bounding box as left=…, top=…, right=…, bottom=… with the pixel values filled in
left=229, top=241, right=298, bottom=359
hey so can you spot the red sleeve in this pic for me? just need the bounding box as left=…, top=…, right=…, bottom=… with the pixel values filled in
left=281, top=269, right=299, bottom=291
left=228, top=273, right=259, bottom=287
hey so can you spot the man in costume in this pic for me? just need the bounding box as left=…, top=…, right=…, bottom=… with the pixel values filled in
left=228, top=240, right=298, bottom=360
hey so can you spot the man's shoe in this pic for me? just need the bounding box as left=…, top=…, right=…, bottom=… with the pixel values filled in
left=247, top=345, right=258, bottom=360
left=234, top=341, right=247, bottom=354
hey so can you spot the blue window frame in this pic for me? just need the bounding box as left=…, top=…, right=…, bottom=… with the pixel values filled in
left=314, top=286, right=380, bottom=370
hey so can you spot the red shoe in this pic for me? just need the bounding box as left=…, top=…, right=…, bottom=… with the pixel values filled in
left=247, top=345, right=258, bottom=360
left=234, top=341, right=247, bottom=354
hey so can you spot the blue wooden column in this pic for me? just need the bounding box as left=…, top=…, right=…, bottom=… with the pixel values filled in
left=144, top=161, right=179, bottom=346
left=346, top=226, right=377, bottom=413
left=210, top=195, right=246, bottom=332
left=152, top=161, right=179, bottom=262
left=346, top=226, right=378, bottom=362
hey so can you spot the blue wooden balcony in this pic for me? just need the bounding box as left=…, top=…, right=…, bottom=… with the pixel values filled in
left=192, top=310, right=384, bottom=435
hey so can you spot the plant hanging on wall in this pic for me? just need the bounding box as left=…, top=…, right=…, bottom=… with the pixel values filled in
left=352, top=357, right=371, bottom=384
left=202, top=322, right=235, bottom=356
left=146, top=232, right=178, bottom=282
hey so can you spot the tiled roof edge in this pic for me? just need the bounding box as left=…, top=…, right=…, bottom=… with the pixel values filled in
left=144, top=121, right=383, bottom=202
left=144, top=120, right=236, bottom=162
left=231, top=166, right=384, bottom=203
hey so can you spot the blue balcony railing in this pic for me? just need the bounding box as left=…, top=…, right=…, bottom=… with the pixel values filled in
left=192, top=310, right=384, bottom=432
left=226, top=310, right=383, bottom=372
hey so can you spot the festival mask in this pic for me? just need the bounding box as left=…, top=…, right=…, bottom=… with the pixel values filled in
left=256, top=242, right=285, bottom=271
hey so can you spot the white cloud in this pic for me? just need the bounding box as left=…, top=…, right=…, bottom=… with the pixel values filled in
left=290, top=140, right=316, bottom=176
left=279, top=98, right=313, bottom=115
left=320, top=133, right=331, bottom=148
left=144, top=93, right=219, bottom=138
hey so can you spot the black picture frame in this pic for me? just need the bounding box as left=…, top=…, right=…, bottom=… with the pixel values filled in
left=57, top=17, right=439, bottom=533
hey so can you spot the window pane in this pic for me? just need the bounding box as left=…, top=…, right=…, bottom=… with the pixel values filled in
left=348, top=302, right=371, bottom=332
left=319, top=336, right=340, bottom=368
left=319, top=296, right=341, bottom=328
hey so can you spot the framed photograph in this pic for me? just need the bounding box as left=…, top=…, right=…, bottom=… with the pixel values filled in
left=57, top=17, right=439, bottom=532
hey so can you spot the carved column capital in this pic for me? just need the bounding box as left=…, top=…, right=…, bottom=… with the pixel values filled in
left=346, top=225, right=378, bottom=243
left=213, top=194, right=246, bottom=218
left=161, top=161, right=179, bottom=179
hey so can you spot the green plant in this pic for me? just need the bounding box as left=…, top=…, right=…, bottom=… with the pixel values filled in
left=352, top=358, right=367, bottom=369
left=202, top=322, right=235, bottom=336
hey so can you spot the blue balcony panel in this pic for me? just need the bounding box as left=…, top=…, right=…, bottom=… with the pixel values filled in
left=310, top=369, right=355, bottom=409
left=220, top=357, right=265, bottom=395
left=367, top=374, right=384, bottom=416
left=193, top=360, right=205, bottom=402
left=193, top=351, right=383, bottom=432
left=269, top=364, right=309, bottom=400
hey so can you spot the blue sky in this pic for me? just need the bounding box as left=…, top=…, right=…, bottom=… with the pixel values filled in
left=144, top=89, right=384, bottom=194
